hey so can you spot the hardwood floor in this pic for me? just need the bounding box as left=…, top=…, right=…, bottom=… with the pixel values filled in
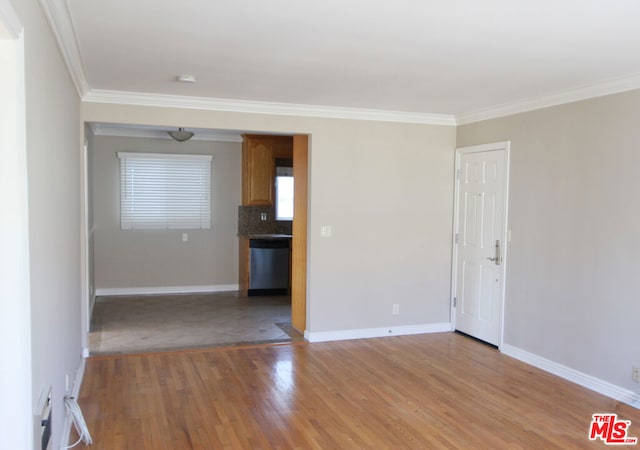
left=73, top=333, right=639, bottom=449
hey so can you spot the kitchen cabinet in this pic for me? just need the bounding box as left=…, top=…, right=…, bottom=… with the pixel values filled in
left=241, top=135, right=293, bottom=206
left=242, top=135, right=275, bottom=206
left=272, top=136, right=294, bottom=159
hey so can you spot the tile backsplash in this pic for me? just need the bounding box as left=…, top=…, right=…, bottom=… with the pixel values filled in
left=238, top=205, right=293, bottom=236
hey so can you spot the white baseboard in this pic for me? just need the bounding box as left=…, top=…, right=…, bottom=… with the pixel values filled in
left=59, top=356, right=87, bottom=449
left=95, top=284, right=239, bottom=296
left=501, top=343, right=640, bottom=409
left=305, top=322, right=451, bottom=343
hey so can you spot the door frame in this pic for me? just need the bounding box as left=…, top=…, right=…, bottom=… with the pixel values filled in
left=450, top=141, right=511, bottom=348
left=291, top=134, right=309, bottom=332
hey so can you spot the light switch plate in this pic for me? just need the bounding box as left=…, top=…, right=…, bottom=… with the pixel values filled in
left=320, top=225, right=332, bottom=237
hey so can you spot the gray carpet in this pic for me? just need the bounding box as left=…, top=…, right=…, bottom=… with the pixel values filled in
left=89, top=291, right=302, bottom=355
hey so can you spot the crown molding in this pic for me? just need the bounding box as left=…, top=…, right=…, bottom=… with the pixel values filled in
left=89, top=123, right=243, bottom=143
left=456, top=72, right=640, bottom=125
left=38, top=0, right=89, bottom=97
left=83, top=89, right=457, bottom=126
left=37, top=0, right=640, bottom=128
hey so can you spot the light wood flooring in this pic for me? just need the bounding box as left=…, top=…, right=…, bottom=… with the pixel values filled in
left=74, top=333, right=639, bottom=449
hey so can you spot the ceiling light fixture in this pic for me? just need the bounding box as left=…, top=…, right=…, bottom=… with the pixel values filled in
left=168, top=127, right=194, bottom=142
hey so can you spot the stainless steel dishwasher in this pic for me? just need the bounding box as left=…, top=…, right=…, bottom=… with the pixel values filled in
left=248, top=238, right=290, bottom=296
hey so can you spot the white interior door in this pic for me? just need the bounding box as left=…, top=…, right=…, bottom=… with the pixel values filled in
left=453, top=142, right=509, bottom=346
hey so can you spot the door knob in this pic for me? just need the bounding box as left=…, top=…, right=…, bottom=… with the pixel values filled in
left=487, top=240, right=501, bottom=265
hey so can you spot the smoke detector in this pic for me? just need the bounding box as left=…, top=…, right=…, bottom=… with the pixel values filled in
left=177, top=74, right=197, bottom=83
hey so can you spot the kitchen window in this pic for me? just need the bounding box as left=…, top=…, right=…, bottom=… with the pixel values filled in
left=275, top=164, right=293, bottom=220
left=118, top=152, right=212, bottom=230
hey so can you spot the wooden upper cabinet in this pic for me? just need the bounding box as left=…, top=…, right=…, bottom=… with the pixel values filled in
left=242, top=135, right=275, bottom=206
left=242, top=135, right=293, bottom=206
left=272, top=136, right=294, bottom=159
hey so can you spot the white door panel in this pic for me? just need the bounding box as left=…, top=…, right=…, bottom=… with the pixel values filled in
left=454, top=143, right=509, bottom=346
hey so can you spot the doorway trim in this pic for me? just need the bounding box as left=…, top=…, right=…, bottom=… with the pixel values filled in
left=450, top=141, right=510, bottom=348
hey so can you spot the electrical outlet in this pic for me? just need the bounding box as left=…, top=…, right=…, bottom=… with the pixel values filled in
left=392, top=304, right=399, bottom=315
left=182, top=233, right=188, bottom=242
left=633, top=366, right=640, bottom=383
left=260, top=213, right=267, bottom=221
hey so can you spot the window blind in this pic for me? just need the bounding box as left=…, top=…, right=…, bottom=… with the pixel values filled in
left=118, top=152, right=212, bottom=230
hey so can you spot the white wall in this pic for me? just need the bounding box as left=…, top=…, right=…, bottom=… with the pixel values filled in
left=307, top=121, right=455, bottom=332
left=457, top=89, right=640, bottom=395
left=7, top=0, right=83, bottom=448
left=82, top=104, right=457, bottom=335
left=90, top=134, right=241, bottom=291
left=0, top=7, right=31, bottom=449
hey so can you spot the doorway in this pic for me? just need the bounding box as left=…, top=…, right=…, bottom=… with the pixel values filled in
left=82, top=125, right=309, bottom=354
left=451, top=142, right=510, bottom=347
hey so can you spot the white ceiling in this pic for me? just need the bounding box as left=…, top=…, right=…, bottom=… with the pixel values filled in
left=49, top=0, right=640, bottom=122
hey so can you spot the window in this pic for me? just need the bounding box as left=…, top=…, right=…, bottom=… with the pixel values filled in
left=118, top=152, right=212, bottom=230
left=275, top=165, right=294, bottom=220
